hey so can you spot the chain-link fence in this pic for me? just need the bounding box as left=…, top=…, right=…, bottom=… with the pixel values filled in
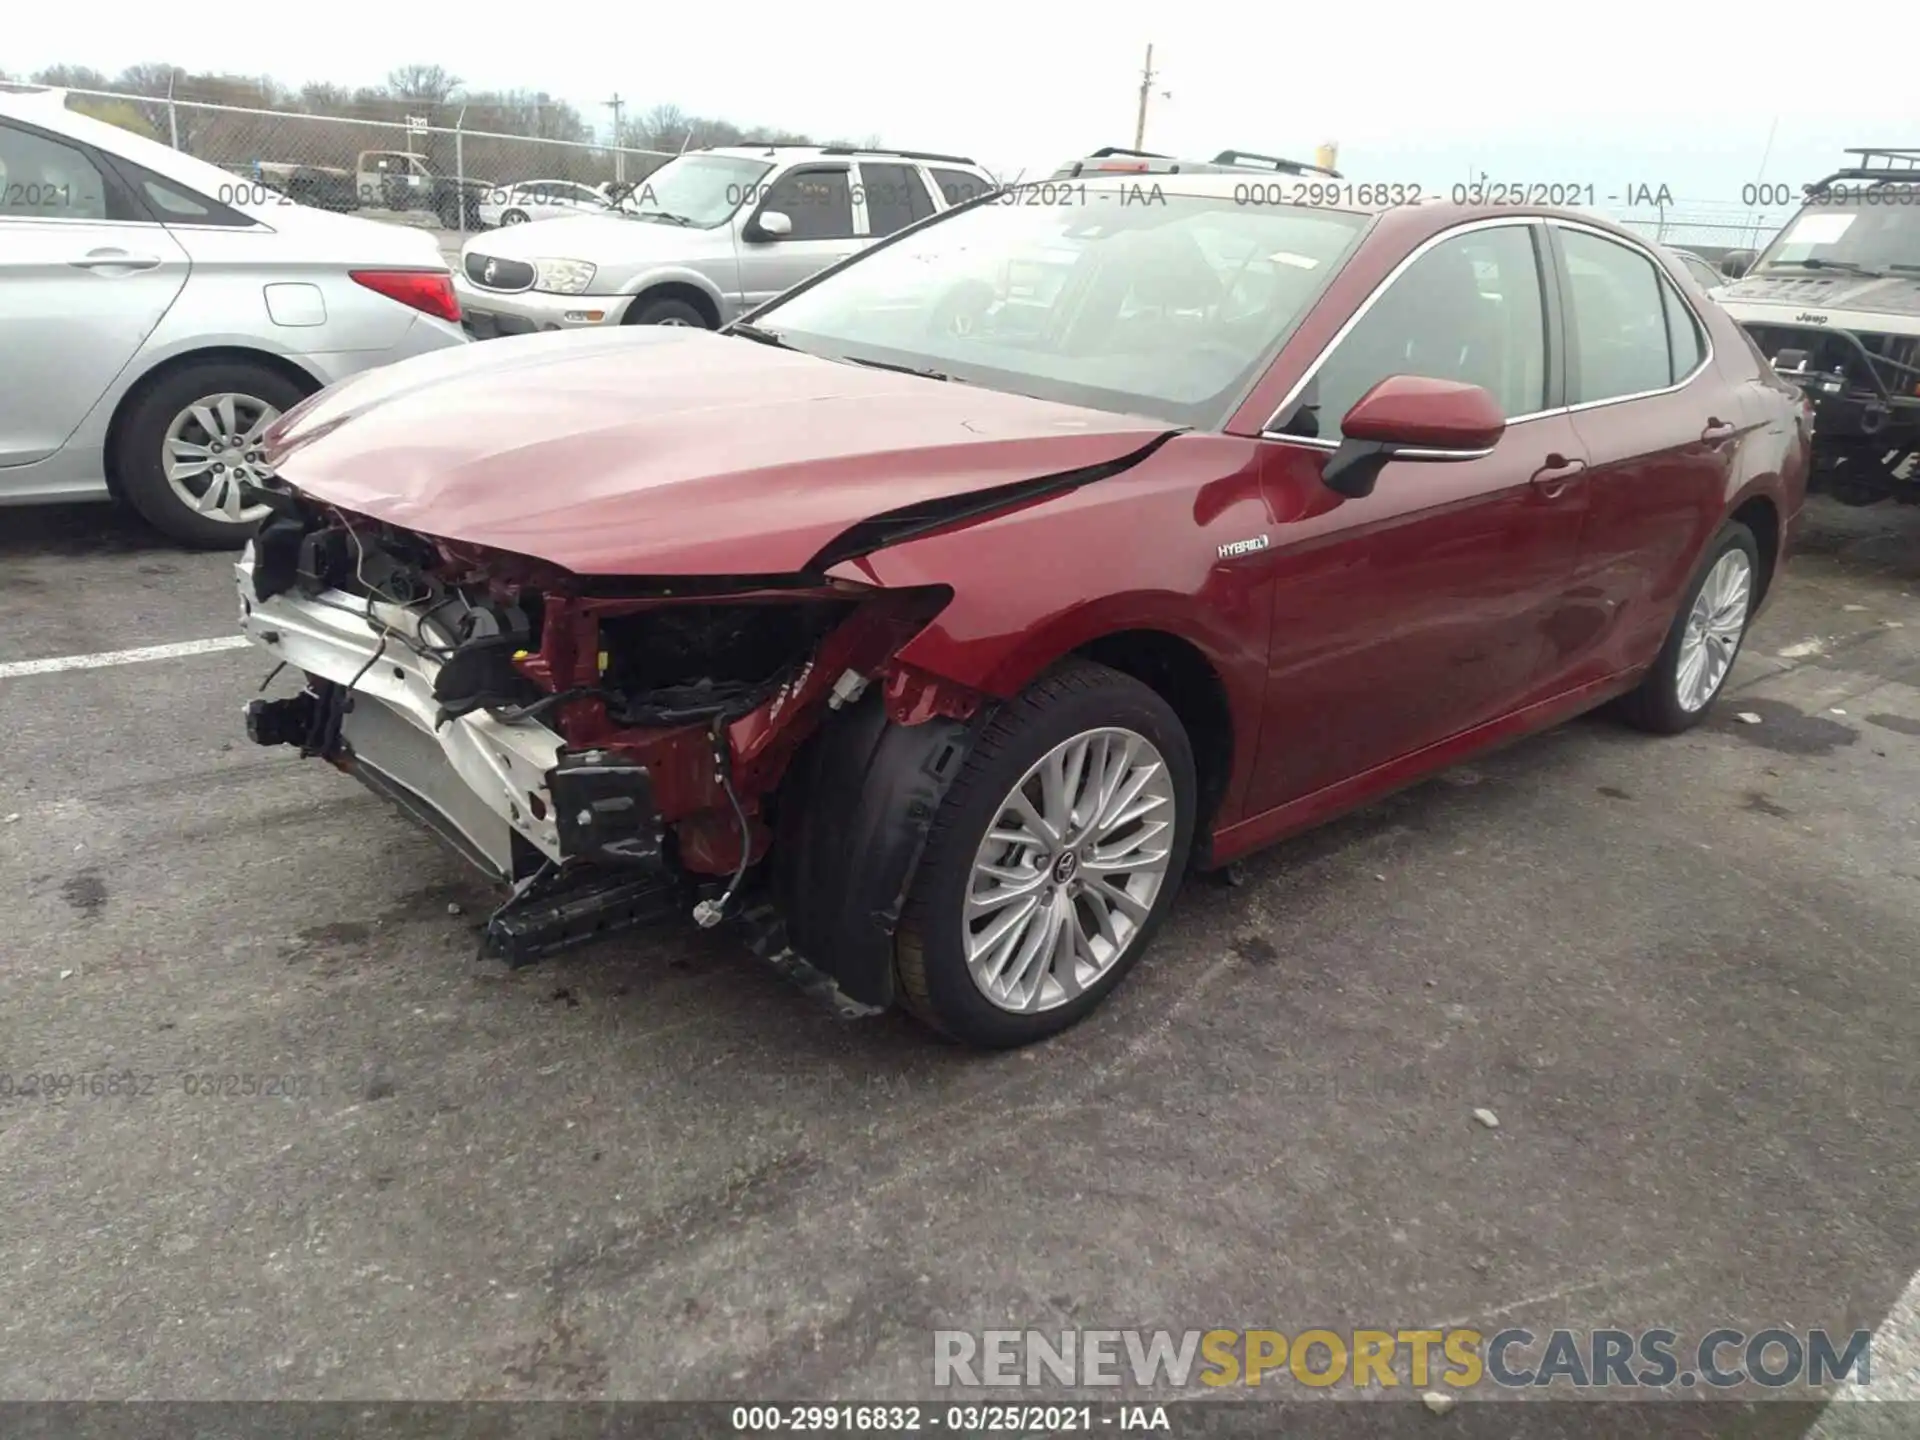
left=61, top=87, right=677, bottom=236
left=1608, top=201, right=1793, bottom=258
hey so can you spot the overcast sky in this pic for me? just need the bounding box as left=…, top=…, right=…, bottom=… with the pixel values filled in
left=12, top=0, right=1920, bottom=216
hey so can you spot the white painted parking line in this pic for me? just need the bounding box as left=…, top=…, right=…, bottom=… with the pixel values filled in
left=1806, top=1266, right=1920, bottom=1437
left=0, top=635, right=252, bottom=679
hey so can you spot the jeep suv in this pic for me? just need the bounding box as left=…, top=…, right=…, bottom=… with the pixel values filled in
left=1718, top=147, right=1920, bottom=506
left=453, top=145, right=995, bottom=337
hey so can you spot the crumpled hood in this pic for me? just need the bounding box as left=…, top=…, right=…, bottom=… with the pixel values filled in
left=264, top=327, right=1175, bottom=576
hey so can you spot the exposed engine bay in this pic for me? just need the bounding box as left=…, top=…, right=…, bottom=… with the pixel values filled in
left=235, top=489, right=983, bottom=1006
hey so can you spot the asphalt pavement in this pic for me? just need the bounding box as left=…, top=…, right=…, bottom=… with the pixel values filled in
left=1, top=496, right=1917, bottom=1424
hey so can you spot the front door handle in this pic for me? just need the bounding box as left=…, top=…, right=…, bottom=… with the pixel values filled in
left=69, top=249, right=162, bottom=272
left=1529, top=453, right=1587, bottom=498
left=1701, top=418, right=1738, bottom=445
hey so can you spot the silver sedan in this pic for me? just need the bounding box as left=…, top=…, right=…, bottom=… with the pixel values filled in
left=0, top=86, right=467, bottom=547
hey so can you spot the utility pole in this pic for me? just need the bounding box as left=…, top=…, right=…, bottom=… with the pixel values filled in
left=1133, top=44, right=1156, bottom=151
left=605, top=93, right=626, bottom=183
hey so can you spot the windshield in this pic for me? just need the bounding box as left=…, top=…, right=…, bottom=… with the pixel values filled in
left=748, top=187, right=1372, bottom=427
left=1753, top=194, right=1920, bottom=275
left=620, top=154, right=774, bottom=228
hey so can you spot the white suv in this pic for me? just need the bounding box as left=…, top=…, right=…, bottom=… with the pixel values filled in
left=453, top=145, right=995, bottom=336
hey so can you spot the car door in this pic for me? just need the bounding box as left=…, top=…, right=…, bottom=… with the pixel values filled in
left=735, top=163, right=860, bottom=309
left=0, top=117, right=190, bottom=471
left=1245, top=220, right=1592, bottom=814
left=1547, top=223, right=1742, bottom=688
left=856, top=161, right=936, bottom=240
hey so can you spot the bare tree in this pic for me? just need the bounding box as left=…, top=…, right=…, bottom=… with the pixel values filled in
left=30, top=64, right=111, bottom=90
left=386, top=64, right=462, bottom=104
left=635, top=103, right=689, bottom=151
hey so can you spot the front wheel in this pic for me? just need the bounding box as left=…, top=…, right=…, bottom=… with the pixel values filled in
left=895, top=661, right=1196, bottom=1048
left=1615, top=520, right=1759, bottom=733
left=501, top=208, right=529, bottom=225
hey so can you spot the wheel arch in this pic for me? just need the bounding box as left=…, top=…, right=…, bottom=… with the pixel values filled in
left=620, top=278, right=723, bottom=328
left=1067, top=629, right=1235, bottom=859
left=1728, top=492, right=1781, bottom=609
left=103, top=346, right=324, bottom=497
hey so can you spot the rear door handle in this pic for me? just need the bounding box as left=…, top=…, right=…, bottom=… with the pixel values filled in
left=1701, top=418, right=1738, bottom=444
left=1529, top=453, right=1587, bottom=498
left=69, top=249, right=162, bottom=272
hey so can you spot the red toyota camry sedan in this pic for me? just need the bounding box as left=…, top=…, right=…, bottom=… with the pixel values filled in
left=235, top=168, right=1811, bottom=1048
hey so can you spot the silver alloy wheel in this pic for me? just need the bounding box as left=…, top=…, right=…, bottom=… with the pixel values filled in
left=502, top=209, right=528, bottom=224
left=161, top=392, right=281, bottom=525
left=653, top=316, right=692, bottom=327
left=1675, top=548, right=1753, bottom=712
left=963, top=726, right=1176, bottom=1014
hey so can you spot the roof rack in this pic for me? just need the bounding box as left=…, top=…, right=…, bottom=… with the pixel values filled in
left=1050, top=145, right=1343, bottom=180
left=1211, top=149, right=1341, bottom=178
left=818, top=145, right=978, bottom=165
left=1806, top=147, right=1920, bottom=193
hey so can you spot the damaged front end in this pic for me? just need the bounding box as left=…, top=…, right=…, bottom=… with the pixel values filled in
left=236, top=492, right=988, bottom=1007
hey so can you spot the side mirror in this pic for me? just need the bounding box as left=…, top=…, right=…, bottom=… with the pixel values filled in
left=1720, top=249, right=1756, bottom=280
left=1320, top=375, right=1506, bottom=500
left=749, top=210, right=793, bottom=241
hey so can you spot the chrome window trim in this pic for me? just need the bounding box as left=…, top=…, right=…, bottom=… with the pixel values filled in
left=1550, top=218, right=1715, bottom=413
left=1259, top=216, right=1549, bottom=436
left=1258, top=213, right=1717, bottom=441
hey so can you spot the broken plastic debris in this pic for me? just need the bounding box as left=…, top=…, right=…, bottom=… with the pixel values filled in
left=1735, top=712, right=1763, bottom=725
left=58, top=969, right=73, bottom=980
left=1843, top=604, right=1868, bottom=612
left=1422, top=1391, right=1458, bottom=1415
left=1831, top=708, right=1847, bottom=716
left=446, top=902, right=463, bottom=916
left=1473, top=1107, right=1500, bottom=1129
left=2, top=813, right=17, bottom=824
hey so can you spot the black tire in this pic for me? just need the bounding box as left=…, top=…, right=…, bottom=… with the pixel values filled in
left=501, top=208, right=529, bottom=225
left=625, top=295, right=709, bottom=328
left=112, top=360, right=312, bottom=549
left=1615, top=519, right=1760, bottom=734
left=895, top=660, right=1197, bottom=1049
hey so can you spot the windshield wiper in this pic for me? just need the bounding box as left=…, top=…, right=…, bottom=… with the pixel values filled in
left=1769, top=258, right=1888, bottom=278
left=633, top=210, right=696, bottom=227
left=725, top=322, right=797, bottom=350
left=837, top=354, right=962, bottom=383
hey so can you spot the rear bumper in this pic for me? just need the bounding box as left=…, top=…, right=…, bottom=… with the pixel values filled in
left=234, top=547, right=567, bottom=880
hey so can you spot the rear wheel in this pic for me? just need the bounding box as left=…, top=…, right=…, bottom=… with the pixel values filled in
left=501, top=208, right=529, bottom=225
left=895, top=661, right=1196, bottom=1048
left=1616, top=520, right=1759, bottom=733
left=113, top=360, right=310, bottom=549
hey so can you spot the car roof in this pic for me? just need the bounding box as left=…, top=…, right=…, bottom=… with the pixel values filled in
left=989, top=171, right=1678, bottom=255
left=693, top=144, right=986, bottom=171
left=0, top=85, right=287, bottom=217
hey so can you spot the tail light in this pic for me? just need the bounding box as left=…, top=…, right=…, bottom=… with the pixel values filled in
left=1096, top=160, right=1150, bottom=172
left=350, top=269, right=461, bottom=323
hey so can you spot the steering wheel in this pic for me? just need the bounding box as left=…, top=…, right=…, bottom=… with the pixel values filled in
left=927, top=279, right=997, bottom=340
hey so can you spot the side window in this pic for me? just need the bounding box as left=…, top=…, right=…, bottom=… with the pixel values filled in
left=0, top=122, right=113, bottom=221
left=756, top=166, right=854, bottom=240
left=124, top=163, right=254, bottom=227
left=1283, top=225, right=1547, bottom=439
left=930, top=166, right=990, bottom=208
left=860, top=162, right=932, bottom=237
left=1560, top=229, right=1675, bottom=404
left=1662, top=275, right=1705, bottom=380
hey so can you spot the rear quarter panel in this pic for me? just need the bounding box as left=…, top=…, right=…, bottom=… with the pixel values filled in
left=830, top=434, right=1276, bottom=828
